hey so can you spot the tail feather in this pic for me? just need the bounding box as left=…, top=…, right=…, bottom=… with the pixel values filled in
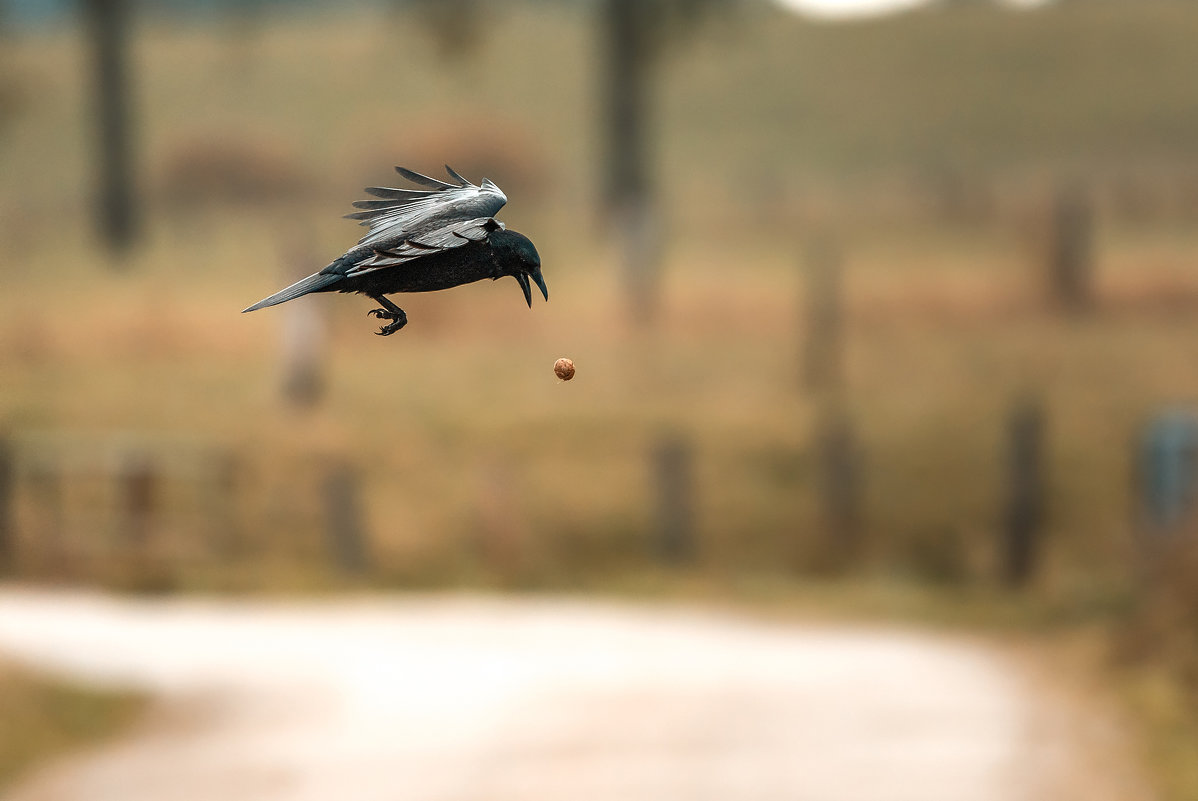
left=242, top=272, right=343, bottom=313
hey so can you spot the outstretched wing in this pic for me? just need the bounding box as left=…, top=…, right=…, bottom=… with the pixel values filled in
left=345, top=165, right=507, bottom=248
left=343, top=216, right=505, bottom=277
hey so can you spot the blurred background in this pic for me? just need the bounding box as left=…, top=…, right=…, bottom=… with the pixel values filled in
left=1, top=0, right=1198, bottom=796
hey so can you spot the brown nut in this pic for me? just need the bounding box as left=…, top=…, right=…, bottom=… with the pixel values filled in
left=554, top=358, right=575, bottom=381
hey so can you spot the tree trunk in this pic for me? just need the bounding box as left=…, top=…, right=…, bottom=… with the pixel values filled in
left=602, top=0, right=651, bottom=213
left=84, top=0, right=138, bottom=254
left=602, top=0, right=661, bottom=326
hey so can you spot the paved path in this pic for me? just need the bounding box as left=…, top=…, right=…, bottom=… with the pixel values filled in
left=0, top=590, right=1145, bottom=801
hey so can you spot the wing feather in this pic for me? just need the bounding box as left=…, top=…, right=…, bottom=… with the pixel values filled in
left=394, top=166, right=456, bottom=189
left=345, top=165, right=508, bottom=247
left=360, top=186, right=437, bottom=201
left=443, top=164, right=470, bottom=187
left=346, top=217, right=504, bottom=275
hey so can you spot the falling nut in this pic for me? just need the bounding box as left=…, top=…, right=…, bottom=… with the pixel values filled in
left=554, top=358, right=575, bottom=381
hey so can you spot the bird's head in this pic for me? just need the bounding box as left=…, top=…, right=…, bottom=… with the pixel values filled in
left=491, top=229, right=547, bottom=308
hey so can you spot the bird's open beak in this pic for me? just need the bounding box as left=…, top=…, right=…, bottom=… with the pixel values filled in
left=532, top=270, right=549, bottom=302
left=516, top=273, right=533, bottom=308
left=516, top=271, right=548, bottom=308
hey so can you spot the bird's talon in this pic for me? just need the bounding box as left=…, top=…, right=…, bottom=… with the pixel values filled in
left=374, top=317, right=407, bottom=336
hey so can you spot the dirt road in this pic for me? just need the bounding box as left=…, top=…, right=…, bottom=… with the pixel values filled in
left=0, top=590, right=1149, bottom=801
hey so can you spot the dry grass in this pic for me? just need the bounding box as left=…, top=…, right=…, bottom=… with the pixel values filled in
left=0, top=664, right=144, bottom=791
left=2, top=4, right=1198, bottom=598
left=5, top=207, right=1198, bottom=593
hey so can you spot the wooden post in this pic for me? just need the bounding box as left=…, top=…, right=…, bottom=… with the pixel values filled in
left=0, top=437, right=13, bottom=574
left=207, top=451, right=241, bottom=559
left=1047, top=181, right=1093, bottom=312
left=1002, top=399, right=1045, bottom=588
left=29, top=461, right=63, bottom=574
left=119, top=453, right=157, bottom=551
left=653, top=434, right=695, bottom=565
left=814, top=408, right=861, bottom=566
left=84, top=0, right=138, bottom=254
left=802, top=233, right=844, bottom=393
left=323, top=461, right=368, bottom=575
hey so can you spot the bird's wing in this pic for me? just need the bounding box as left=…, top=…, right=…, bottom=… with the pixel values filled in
left=345, top=165, right=508, bottom=248
left=344, top=216, right=505, bottom=277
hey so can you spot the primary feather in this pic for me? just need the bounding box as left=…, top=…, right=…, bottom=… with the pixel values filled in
left=344, top=216, right=504, bottom=276
left=345, top=165, right=508, bottom=248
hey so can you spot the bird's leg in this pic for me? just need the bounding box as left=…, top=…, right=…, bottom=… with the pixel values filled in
left=367, top=295, right=408, bottom=336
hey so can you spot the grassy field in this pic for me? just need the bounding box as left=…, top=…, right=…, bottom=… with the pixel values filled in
left=2, top=0, right=1198, bottom=795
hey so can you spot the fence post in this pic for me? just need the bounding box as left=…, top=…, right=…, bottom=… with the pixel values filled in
left=207, top=451, right=241, bottom=558
left=814, top=408, right=861, bottom=567
left=654, top=434, right=694, bottom=565
left=323, top=461, right=368, bottom=575
left=1002, top=399, right=1045, bottom=588
left=28, top=460, right=63, bottom=574
left=119, top=453, right=157, bottom=552
left=1048, top=181, right=1093, bottom=312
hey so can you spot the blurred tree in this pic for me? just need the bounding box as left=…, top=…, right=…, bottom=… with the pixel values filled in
left=601, top=0, right=651, bottom=221
left=83, top=0, right=139, bottom=255
left=0, top=0, right=22, bottom=141
left=600, top=0, right=736, bottom=325
left=600, top=0, right=732, bottom=211
left=398, top=0, right=488, bottom=60
left=222, top=0, right=267, bottom=78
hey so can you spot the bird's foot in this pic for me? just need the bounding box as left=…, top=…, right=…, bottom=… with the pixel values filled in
left=368, top=307, right=408, bottom=336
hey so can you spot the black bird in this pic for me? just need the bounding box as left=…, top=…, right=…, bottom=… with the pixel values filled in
left=243, top=165, right=547, bottom=335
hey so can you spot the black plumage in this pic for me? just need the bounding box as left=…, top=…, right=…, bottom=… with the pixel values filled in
left=243, top=166, right=547, bottom=336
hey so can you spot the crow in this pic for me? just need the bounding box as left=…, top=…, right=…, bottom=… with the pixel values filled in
left=243, top=165, right=547, bottom=336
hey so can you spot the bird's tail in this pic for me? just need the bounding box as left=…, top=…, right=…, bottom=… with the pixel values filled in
left=242, top=272, right=343, bottom=313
